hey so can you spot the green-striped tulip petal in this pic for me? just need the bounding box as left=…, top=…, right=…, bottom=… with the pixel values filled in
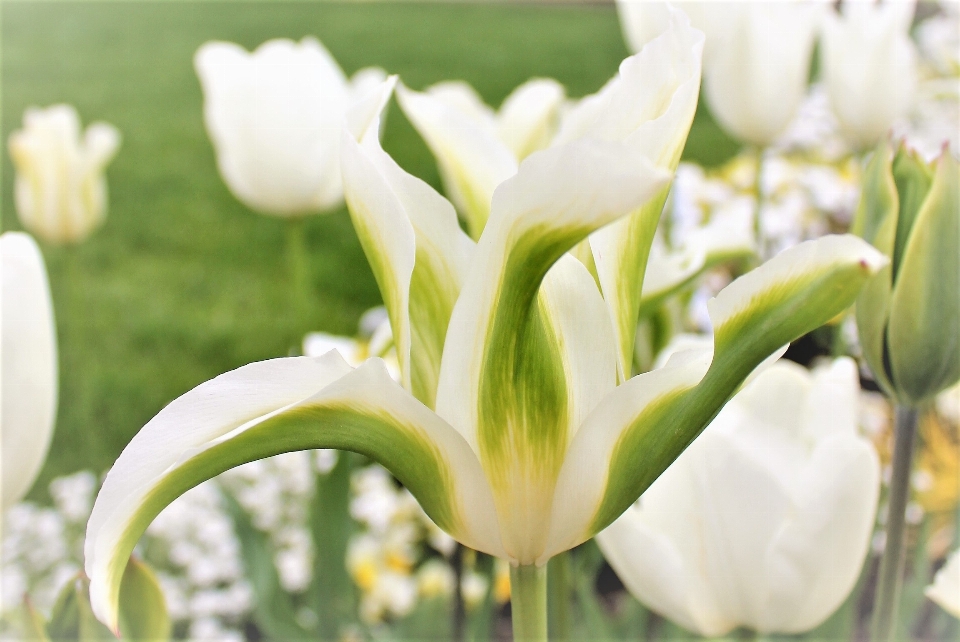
left=342, top=77, right=475, bottom=408
left=556, top=6, right=704, bottom=378
left=542, top=235, right=887, bottom=560
left=85, top=352, right=502, bottom=631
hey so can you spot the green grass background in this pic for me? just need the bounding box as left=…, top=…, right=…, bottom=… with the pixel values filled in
left=1, top=0, right=739, bottom=502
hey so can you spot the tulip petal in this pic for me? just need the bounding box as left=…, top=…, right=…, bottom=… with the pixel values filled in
left=639, top=207, right=755, bottom=318
left=342, top=78, right=475, bottom=407
left=85, top=353, right=501, bottom=632
left=1, top=232, right=57, bottom=511
left=888, top=151, right=959, bottom=403
left=558, top=9, right=703, bottom=376
left=496, top=79, right=566, bottom=161
left=395, top=82, right=517, bottom=239
left=544, top=235, right=887, bottom=559
left=760, top=434, right=879, bottom=633
left=435, top=140, right=667, bottom=562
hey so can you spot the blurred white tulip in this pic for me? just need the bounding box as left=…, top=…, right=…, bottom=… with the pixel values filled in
left=8, top=105, right=120, bottom=245
left=618, top=0, right=825, bottom=146
left=1, top=232, right=58, bottom=511
left=195, top=37, right=386, bottom=217
left=821, top=0, right=918, bottom=149
left=926, top=549, right=960, bottom=618
left=597, top=354, right=880, bottom=636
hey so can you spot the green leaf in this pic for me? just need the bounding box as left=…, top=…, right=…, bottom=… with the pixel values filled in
left=222, top=491, right=313, bottom=642
left=21, top=597, right=51, bottom=642
left=307, top=452, right=357, bottom=640
left=47, top=575, right=114, bottom=642
left=116, top=557, right=171, bottom=642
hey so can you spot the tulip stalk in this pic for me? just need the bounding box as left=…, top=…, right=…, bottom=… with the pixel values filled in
left=285, top=218, right=310, bottom=318
left=870, top=405, right=919, bottom=642
left=547, top=551, right=571, bottom=640
left=511, top=565, right=547, bottom=642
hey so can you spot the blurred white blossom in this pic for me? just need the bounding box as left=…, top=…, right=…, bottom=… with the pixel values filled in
left=195, top=37, right=385, bottom=217
left=7, top=106, right=120, bottom=244
left=926, top=548, right=960, bottom=618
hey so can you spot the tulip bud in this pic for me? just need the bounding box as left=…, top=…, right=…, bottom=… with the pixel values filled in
left=8, top=105, right=121, bottom=245
left=854, top=142, right=959, bottom=404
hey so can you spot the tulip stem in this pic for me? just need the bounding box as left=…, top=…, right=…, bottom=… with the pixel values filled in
left=870, top=404, right=919, bottom=642
left=547, top=552, right=571, bottom=640
left=286, top=218, right=310, bottom=320
left=511, top=564, right=548, bottom=642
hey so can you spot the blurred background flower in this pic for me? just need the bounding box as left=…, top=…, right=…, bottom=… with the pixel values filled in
left=8, top=106, right=120, bottom=245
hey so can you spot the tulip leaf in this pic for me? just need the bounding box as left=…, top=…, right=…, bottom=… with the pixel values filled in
left=116, top=557, right=171, bottom=642
left=223, top=491, right=313, bottom=642
left=47, top=575, right=114, bottom=642
left=888, top=152, right=960, bottom=403
left=21, top=597, right=50, bottom=642
left=307, top=452, right=358, bottom=639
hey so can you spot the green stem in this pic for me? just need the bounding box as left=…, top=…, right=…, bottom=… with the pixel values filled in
left=749, top=146, right=766, bottom=259
left=870, top=405, right=919, bottom=642
left=452, top=544, right=465, bottom=642
left=510, top=564, right=548, bottom=642
left=285, top=217, right=309, bottom=320
left=547, top=552, right=571, bottom=641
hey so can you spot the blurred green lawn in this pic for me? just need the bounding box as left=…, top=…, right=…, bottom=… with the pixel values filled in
left=1, top=0, right=739, bottom=502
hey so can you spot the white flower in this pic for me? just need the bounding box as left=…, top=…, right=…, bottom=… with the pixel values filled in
left=821, top=0, right=918, bottom=148
left=618, top=0, right=824, bottom=146
left=195, top=37, right=385, bottom=217
left=7, top=105, right=120, bottom=244
left=1, top=232, right=57, bottom=511
left=926, top=549, right=960, bottom=618
left=597, top=355, right=880, bottom=636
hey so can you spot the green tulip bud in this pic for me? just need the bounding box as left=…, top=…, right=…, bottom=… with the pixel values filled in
left=854, top=142, right=959, bottom=405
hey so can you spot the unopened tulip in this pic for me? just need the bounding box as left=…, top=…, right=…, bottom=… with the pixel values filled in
left=854, top=142, right=959, bottom=404
left=8, top=105, right=120, bottom=245
left=598, top=355, right=880, bottom=636
left=821, top=0, right=918, bottom=149
left=195, top=37, right=386, bottom=217
left=1, top=232, right=58, bottom=511
left=926, top=549, right=960, bottom=618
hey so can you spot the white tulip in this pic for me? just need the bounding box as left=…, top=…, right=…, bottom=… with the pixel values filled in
left=195, top=37, right=386, bottom=217
left=821, top=0, right=918, bottom=149
left=618, top=1, right=825, bottom=146
left=1, top=232, right=58, bottom=511
left=926, top=548, right=960, bottom=618
left=8, top=105, right=120, bottom=245
left=598, top=355, right=880, bottom=636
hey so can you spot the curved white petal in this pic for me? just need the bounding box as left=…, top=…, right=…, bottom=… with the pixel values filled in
left=86, top=353, right=502, bottom=632
left=496, top=78, right=566, bottom=160
left=760, top=433, right=879, bottom=633
left=1, top=232, right=57, bottom=511
left=395, top=82, right=517, bottom=238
